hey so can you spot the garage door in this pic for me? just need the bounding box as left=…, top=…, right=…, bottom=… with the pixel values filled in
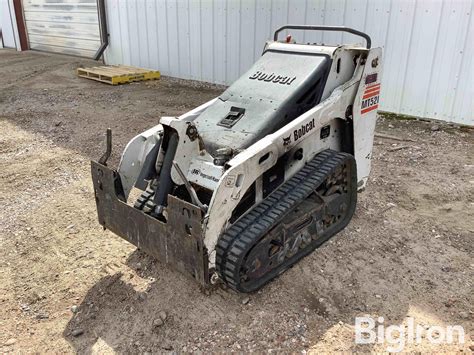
left=1, top=0, right=18, bottom=48
left=22, top=0, right=100, bottom=57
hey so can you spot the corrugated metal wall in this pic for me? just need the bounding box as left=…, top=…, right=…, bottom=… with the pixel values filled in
left=104, top=0, right=473, bottom=125
left=22, top=0, right=101, bottom=57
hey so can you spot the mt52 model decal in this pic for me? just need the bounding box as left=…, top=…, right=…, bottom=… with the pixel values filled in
left=361, top=82, right=381, bottom=114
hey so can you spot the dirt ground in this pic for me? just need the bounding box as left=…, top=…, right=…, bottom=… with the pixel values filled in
left=0, top=50, right=472, bottom=353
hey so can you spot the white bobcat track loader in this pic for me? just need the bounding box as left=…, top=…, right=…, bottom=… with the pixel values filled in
left=91, top=25, right=382, bottom=292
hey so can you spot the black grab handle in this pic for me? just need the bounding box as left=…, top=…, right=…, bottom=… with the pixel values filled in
left=273, top=25, right=372, bottom=49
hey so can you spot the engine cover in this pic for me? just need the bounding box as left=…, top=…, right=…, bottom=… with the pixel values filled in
left=195, top=49, right=331, bottom=155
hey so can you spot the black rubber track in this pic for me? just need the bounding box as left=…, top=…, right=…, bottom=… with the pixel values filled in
left=133, top=187, right=155, bottom=210
left=215, top=149, right=357, bottom=292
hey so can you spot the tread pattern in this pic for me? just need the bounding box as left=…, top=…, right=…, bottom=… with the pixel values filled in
left=215, top=149, right=357, bottom=292
left=133, top=180, right=159, bottom=212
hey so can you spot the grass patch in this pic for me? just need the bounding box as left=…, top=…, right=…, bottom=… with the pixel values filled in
left=379, top=111, right=473, bottom=133
left=378, top=111, right=418, bottom=121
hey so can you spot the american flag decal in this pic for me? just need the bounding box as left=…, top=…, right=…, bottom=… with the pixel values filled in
left=361, top=83, right=380, bottom=115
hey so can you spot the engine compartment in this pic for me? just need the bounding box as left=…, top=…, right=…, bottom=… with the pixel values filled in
left=194, top=49, right=331, bottom=156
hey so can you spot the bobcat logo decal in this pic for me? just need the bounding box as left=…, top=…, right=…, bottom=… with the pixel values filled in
left=283, top=135, right=291, bottom=146
left=249, top=71, right=296, bottom=85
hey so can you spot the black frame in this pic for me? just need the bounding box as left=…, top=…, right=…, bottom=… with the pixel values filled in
left=273, top=25, right=372, bottom=49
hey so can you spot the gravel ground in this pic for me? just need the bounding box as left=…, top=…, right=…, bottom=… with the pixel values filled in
left=0, top=50, right=472, bottom=353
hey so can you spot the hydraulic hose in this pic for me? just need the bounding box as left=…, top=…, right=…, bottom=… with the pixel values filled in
left=153, top=132, right=179, bottom=212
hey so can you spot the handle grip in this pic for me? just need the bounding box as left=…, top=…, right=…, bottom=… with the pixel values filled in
left=273, top=25, right=371, bottom=49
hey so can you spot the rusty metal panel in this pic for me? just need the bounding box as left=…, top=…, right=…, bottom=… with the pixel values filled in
left=22, top=0, right=100, bottom=58
left=91, top=161, right=209, bottom=286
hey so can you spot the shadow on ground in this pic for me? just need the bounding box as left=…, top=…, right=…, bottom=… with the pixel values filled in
left=63, top=230, right=472, bottom=353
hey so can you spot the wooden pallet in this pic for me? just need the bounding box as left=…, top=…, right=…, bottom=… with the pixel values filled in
left=77, top=65, right=161, bottom=85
